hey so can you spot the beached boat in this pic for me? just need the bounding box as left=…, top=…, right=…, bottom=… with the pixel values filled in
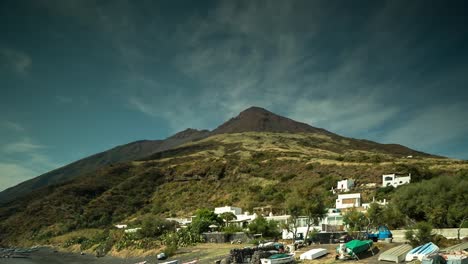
left=378, top=244, right=412, bottom=263
left=260, top=253, right=294, bottom=264
left=182, top=260, right=198, bottom=264
left=405, top=242, right=439, bottom=262
left=345, top=240, right=373, bottom=255
left=336, top=240, right=373, bottom=260
left=160, top=260, right=179, bottom=264
left=299, top=248, right=327, bottom=260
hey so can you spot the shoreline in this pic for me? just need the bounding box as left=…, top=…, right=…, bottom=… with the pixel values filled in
left=0, top=243, right=235, bottom=264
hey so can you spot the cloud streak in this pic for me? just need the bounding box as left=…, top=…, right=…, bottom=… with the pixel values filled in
left=0, top=48, right=32, bottom=74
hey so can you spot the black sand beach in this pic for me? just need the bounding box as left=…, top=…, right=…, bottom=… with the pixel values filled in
left=0, top=248, right=150, bottom=264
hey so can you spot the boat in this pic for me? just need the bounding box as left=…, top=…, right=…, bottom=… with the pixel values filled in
left=336, top=240, right=373, bottom=260
left=182, top=260, right=198, bottom=264
left=378, top=244, right=412, bottom=263
left=441, top=242, right=468, bottom=253
left=260, top=253, right=295, bottom=264
left=405, top=242, right=439, bottom=262
left=299, top=248, right=327, bottom=260
left=160, top=260, right=179, bottom=264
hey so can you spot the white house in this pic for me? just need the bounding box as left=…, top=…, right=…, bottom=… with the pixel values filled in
left=382, top=173, right=411, bottom=188
left=362, top=197, right=388, bottom=209
left=166, top=217, right=192, bottom=226
left=321, top=208, right=344, bottom=232
left=336, top=179, right=355, bottom=192
left=336, top=193, right=361, bottom=209
left=214, top=206, right=243, bottom=215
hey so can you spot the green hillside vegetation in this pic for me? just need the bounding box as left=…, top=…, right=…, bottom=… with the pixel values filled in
left=0, top=132, right=467, bottom=251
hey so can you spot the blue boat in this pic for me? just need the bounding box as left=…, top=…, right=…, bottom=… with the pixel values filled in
left=405, top=242, right=439, bottom=262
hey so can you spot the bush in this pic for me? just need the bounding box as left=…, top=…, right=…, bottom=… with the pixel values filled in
left=405, top=222, right=435, bottom=247
left=248, top=216, right=280, bottom=238
left=222, top=225, right=244, bottom=235
left=137, top=215, right=177, bottom=238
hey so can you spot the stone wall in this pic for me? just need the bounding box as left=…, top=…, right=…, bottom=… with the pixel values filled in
left=202, top=232, right=251, bottom=243
left=390, top=228, right=468, bottom=242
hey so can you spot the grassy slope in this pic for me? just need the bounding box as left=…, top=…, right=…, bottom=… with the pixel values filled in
left=1, top=132, right=466, bottom=246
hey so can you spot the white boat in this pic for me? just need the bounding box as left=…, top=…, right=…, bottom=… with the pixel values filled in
left=378, top=244, right=412, bottom=263
left=299, top=248, right=327, bottom=260
left=405, top=242, right=439, bottom=262
left=182, top=260, right=198, bottom=264
left=260, top=253, right=294, bottom=264
left=160, top=260, right=179, bottom=264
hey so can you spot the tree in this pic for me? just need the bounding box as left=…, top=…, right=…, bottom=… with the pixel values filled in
left=343, top=208, right=367, bottom=238
left=138, top=215, right=177, bottom=238
left=366, top=202, right=383, bottom=228
left=303, top=194, right=327, bottom=242
left=219, top=212, right=237, bottom=227
left=285, top=195, right=303, bottom=240
left=190, top=208, right=222, bottom=234
left=248, top=215, right=279, bottom=238
left=405, top=222, right=434, bottom=247
left=391, top=173, right=468, bottom=228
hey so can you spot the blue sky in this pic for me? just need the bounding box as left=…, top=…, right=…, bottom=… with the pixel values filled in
left=1, top=0, right=468, bottom=191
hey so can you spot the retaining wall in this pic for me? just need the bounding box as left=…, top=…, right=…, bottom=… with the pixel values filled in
left=202, top=232, right=251, bottom=243
left=390, top=228, right=468, bottom=242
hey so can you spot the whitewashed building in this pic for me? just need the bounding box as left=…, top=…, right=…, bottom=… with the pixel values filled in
left=336, top=179, right=355, bottom=192
left=335, top=193, right=361, bottom=209
left=214, top=206, right=243, bottom=215
left=382, top=173, right=411, bottom=188
left=362, top=197, right=389, bottom=209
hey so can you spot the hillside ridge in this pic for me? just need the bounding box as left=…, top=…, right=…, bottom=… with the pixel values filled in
left=0, top=106, right=435, bottom=204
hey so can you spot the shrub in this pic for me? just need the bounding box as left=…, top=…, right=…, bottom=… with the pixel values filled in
left=248, top=216, right=280, bottom=238
left=222, top=225, right=243, bottom=235
left=137, top=215, right=177, bottom=238
left=405, top=222, right=435, bottom=247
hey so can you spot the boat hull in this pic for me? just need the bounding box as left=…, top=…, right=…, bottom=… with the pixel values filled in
left=299, top=248, right=327, bottom=260
left=405, top=242, right=439, bottom=262
left=260, top=254, right=294, bottom=264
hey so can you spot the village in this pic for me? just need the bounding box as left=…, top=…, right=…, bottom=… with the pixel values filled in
left=108, top=173, right=467, bottom=264
left=137, top=173, right=411, bottom=240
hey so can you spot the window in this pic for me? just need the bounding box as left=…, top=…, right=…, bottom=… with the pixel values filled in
left=385, top=177, right=393, bottom=181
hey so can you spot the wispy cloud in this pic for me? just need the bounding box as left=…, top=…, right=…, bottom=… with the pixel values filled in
left=381, top=104, right=468, bottom=148
left=44, top=0, right=466, bottom=158
left=128, top=96, right=157, bottom=117
left=2, top=121, right=25, bottom=132
left=2, top=138, right=45, bottom=154
left=0, top=48, right=32, bottom=74
left=55, top=95, right=73, bottom=104
left=0, top=137, right=59, bottom=190
left=0, top=162, right=38, bottom=192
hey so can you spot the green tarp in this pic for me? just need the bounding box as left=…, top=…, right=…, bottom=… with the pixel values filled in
left=345, top=240, right=373, bottom=254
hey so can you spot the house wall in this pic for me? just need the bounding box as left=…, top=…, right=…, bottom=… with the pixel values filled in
left=336, top=179, right=354, bottom=191
left=214, top=206, right=242, bottom=215
left=382, top=174, right=411, bottom=188
left=336, top=194, right=361, bottom=209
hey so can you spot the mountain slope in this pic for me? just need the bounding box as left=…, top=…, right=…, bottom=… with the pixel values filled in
left=212, top=106, right=335, bottom=135
left=1, top=131, right=465, bottom=246
left=1, top=107, right=465, bottom=246
left=0, top=129, right=210, bottom=204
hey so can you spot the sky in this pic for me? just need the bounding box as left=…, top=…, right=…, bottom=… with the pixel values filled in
left=1, top=0, right=468, bottom=191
